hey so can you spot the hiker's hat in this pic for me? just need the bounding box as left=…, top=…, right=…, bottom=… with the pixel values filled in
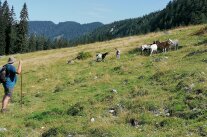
left=8, top=57, right=15, bottom=64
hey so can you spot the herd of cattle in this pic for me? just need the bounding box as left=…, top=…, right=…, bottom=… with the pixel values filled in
left=141, top=39, right=179, bottom=56
left=95, top=39, right=179, bottom=62
left=68, top=39, right=179, bottom=63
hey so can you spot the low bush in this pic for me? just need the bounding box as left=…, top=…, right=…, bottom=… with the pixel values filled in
left=42, top=127, right=68, bottom=137
left=76, top=51, right=92, bottom=60
left=67, top=103, right=85, bottom=116
left=27, top=108, right=64, bottom=121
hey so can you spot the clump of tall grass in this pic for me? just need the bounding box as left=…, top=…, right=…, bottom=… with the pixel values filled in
left=76, top=51, right=92, bottom=60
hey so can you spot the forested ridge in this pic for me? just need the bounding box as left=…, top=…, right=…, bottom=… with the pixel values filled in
left=73, top=0, right=207, bottom=45
left=28, top=21, right=103, bottom=40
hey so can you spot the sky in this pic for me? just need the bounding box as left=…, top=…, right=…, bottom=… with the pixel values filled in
left=6, top=0, right=171, bottom=24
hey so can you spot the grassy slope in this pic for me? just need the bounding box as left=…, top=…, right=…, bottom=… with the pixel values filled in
left=0, top=25, right=206, bottom=137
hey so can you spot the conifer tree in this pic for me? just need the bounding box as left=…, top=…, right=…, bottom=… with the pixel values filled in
left=9, top=6, right=18, bottom=54
left=0, top=0, right=7, bottom=55
left=2, top=0, right=11, bottom=54
left=0, top=0, right=6, bottom=55
left=28, top=34, right=36, bottom=52
left=16, top=3, right=29, bottom=53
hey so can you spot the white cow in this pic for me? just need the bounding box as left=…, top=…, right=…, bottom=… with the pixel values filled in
left=149, top=44, right=158, bottom=56
left=141, top=44, right=157, bottom=56
left=169, top=39, right=179, bottom=50
left=96, top=53, right=102, bottom=62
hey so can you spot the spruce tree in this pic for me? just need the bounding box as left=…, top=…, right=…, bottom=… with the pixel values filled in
left=28, top=34, right=36, bottom=52
left=17, top=3, right=29, bottom=53
left=0, top=0, right=6, bottom=55
left=2, top=0, right=11, bottom=55
left=0, top=0, right=4, bottom=55
left=9, top=6, right=18, bottom=54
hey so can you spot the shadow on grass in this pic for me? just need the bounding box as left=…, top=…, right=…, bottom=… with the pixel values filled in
left=202, top=59, right=207, bottom=63
left=195, top=39, right=207, bottom=46
left=191, top=26, right=207, bottom=36
left=128, top=47, right=142, bottom=55
left=27, top=108, right=64, bottom=121
left=185, top=49, right=207, bottom=57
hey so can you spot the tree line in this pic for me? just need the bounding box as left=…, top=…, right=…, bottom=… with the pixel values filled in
left=0, top=0, right=71, bottom=56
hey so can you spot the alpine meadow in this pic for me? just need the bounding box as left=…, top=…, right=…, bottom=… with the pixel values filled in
left=0, top=0, right=207, bottom=137
left=0, top=24, right=206, bottom=137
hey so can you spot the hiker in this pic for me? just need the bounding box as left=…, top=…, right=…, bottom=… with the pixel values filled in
left=115, top=48, right=120, bottom=59
left=1, top=57, right=22, bottom=112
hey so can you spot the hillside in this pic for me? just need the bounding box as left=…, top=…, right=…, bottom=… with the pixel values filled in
left=29, top=21, right=103, bottom=40
left=73, top=0, right=207, bottom=45
left=0, top=25, right=206, bottom=136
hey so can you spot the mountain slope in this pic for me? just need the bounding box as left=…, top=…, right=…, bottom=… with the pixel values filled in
left=28, top=21, right=103, bottom=40
left=73, top=0, right=207, bottom=45
left=0, top=25, right=206, bottom=136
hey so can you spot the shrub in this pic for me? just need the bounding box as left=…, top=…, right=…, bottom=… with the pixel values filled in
left=129, top=86, right=149, bottom=98
left=112, top=65, right=128, bottom=75
left=24, top=120, right=40, bottom=129
left=42, top=127, right=70, bottom=137
left=67, top=103, right=84, bottom=116
left=89, top=128, right=113, bottom=137
left=27, top=108, right=63, bottom=121
left=155, top=119, right=170, bottom=128
left=42, top=128, right=58, bottom=137
left=76, top=51, right=92, bottom=60
left=192, top=26, right=207, bottom=35
left=53, top=85, right=64, bottom=93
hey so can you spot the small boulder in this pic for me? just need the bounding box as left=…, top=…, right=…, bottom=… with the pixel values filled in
left=202, top=59, right=207, bottom=63
left=0, top=128, right=7, bottom=132
left=94, top=76, right=98, bottom=80
left=129, top=119, right=143, bottom=127
left=109, top=108, right=117, bottom=116
left=138, top=76, right=144, bottom=79
left=67, top=60, right=75, bottom=64
left=91, top=118, right=95, bottom=122
left=111, top=89, right=117, bottom=93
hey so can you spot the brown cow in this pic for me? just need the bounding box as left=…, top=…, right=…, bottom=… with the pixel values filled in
left=154, top=40, right=171, bottom=53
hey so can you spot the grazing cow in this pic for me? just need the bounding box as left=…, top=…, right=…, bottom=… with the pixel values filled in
left=141, top=44, right=157, bottom=56
left=141, top=45, right=151, bottom=55
left=149, top=44, right=158, bottom=56
left=96, top=52, right=109, bottom=62
left=154, top=40, right=171, bottom=53
left=168, top=39, right=179, bottom=50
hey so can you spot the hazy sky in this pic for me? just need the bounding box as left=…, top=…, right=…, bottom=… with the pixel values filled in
left=6, top=0, right=171, bottom=24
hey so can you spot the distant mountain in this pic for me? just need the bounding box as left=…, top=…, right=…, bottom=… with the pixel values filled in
left=28, top=21, right=104, bottom=40
left=73, top=0, right=207, bottom=45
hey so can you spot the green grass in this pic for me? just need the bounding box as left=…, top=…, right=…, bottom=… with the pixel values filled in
left=0, top=25, right=206, bottom=137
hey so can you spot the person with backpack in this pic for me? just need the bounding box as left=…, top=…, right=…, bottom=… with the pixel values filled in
left=0, top=57, right=22, bottom=113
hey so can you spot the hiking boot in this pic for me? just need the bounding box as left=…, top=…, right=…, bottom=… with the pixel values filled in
left=1, top=109, right=8, bottom=113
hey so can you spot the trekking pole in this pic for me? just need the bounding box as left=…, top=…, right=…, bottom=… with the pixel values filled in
left=20, top=69, right=23, bottom=108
